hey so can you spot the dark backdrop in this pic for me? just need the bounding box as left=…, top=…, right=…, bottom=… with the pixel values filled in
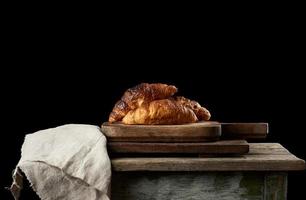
left=1, top=16, right=305, bottom=199
left=2, top=66, right=305, bottom=199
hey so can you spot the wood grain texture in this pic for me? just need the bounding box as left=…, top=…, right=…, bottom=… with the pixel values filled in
left=264, top=173, right=287, bottom=200
left=248, top=143, right=290, bottom=155
left=111, top=143, right=306, bottom=171
left=101, top=121, right=221, bottom=142
left=101, top=122, right=268, bottom=142
left=108, top=140, right=249, bottom=154
left=221, top=123, right=268, bottom=140
left=111, top=172, right=287, bottom=200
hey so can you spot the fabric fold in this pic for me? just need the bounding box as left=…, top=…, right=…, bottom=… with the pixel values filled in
left=9, top=124, right=111, bottom=200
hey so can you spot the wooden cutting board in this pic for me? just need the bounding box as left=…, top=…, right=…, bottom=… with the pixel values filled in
left=108, top=140, right=249, bottom=155
left=221, top=123, right=268, bottom=140
left=101, top=121, right=221, bottom=142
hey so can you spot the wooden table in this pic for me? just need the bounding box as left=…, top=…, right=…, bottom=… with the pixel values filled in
left=110, top=143, right=305, bottom=200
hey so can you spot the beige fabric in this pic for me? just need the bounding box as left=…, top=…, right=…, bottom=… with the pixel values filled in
left=10, top=124, right=111, bottom=200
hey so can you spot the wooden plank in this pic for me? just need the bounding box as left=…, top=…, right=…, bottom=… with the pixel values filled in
left=249, top=143, right=283, bottom=148
left=248, top=148, right=289, bottom=155
left=101, top=121, right=221, bottom=142
left=111, top=172, right=288, bottom=200
left=111, top=172, right=268, bottom=200
left=108, top=140, right=249, bottom=154
left=264, top=173, right=287, bottom=200
left=111, top=156, right=306, bottom=171
left=101, top=122, right=268, bottom=142
left=109, top=143, right=290, bottom=155
left=111, top=143, right=306, bottom=171
left=221, top=123, right=268, bottom=140
left=248, top=143, right=291, bottom=155
left=248, top=143, right=290, bottom=155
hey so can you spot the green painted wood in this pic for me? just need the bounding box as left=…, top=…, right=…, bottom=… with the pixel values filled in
left=264, top=173, right=287, bottom=200
left=111, top=172, right=288, bottom=200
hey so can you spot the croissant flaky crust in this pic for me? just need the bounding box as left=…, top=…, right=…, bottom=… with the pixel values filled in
left=174, top=96, right=211, bottom=121
left=122, top=99, right=198, bottom=125
left=109, top=83, right=177, bottom=122
left=108, top=83, right=211, bottom=125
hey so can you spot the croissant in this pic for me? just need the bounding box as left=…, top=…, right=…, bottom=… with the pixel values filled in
left=109, top=83, right=177, bottom=122
left=174, top=96, right=211, bottom=121
left=122, top=99, right=198, bottom=125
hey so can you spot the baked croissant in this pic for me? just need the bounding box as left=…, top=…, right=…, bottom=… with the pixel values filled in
left=109, top=83, right=177, bottom=122
left=174, top=96, right=211, bottom=121
left=122, top=99, right=198, bottom=125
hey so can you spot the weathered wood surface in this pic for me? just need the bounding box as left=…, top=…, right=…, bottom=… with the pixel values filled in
left=108, top=140, right=249, bottom=154
left=221, top=123, right=268, bottom=140
left=111, top=143, right=306, bottom=171
left=111, top=172, right=287, bottom=200
left=264, top=173, right=287, bottom=200
left=101, top=122, right=268, bottom=142
left=102, top=121, right=221, bottom=142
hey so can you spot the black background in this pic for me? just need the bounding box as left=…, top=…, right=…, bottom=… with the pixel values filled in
left=1, top=11, right=305, bottom=199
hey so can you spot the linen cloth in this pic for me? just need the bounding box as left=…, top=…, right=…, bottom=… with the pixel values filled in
left=10, top=124, right=111, bottom=200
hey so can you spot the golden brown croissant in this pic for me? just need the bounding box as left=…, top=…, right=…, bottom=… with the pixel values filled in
left=108, top=100, right=130, bottom=123
left=174, top=96, right=211, bottom=121
left=122, top=99, right=198, bottom=125
left=109, top=83, right=177, bottom=122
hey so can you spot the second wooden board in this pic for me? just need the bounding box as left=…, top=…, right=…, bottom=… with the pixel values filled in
left=101, top=121, right=221, bottom=142
left=108, top=140, right=249, bottom=154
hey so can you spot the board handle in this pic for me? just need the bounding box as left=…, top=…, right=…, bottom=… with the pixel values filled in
left=221, top=123, right=268, bottom=140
